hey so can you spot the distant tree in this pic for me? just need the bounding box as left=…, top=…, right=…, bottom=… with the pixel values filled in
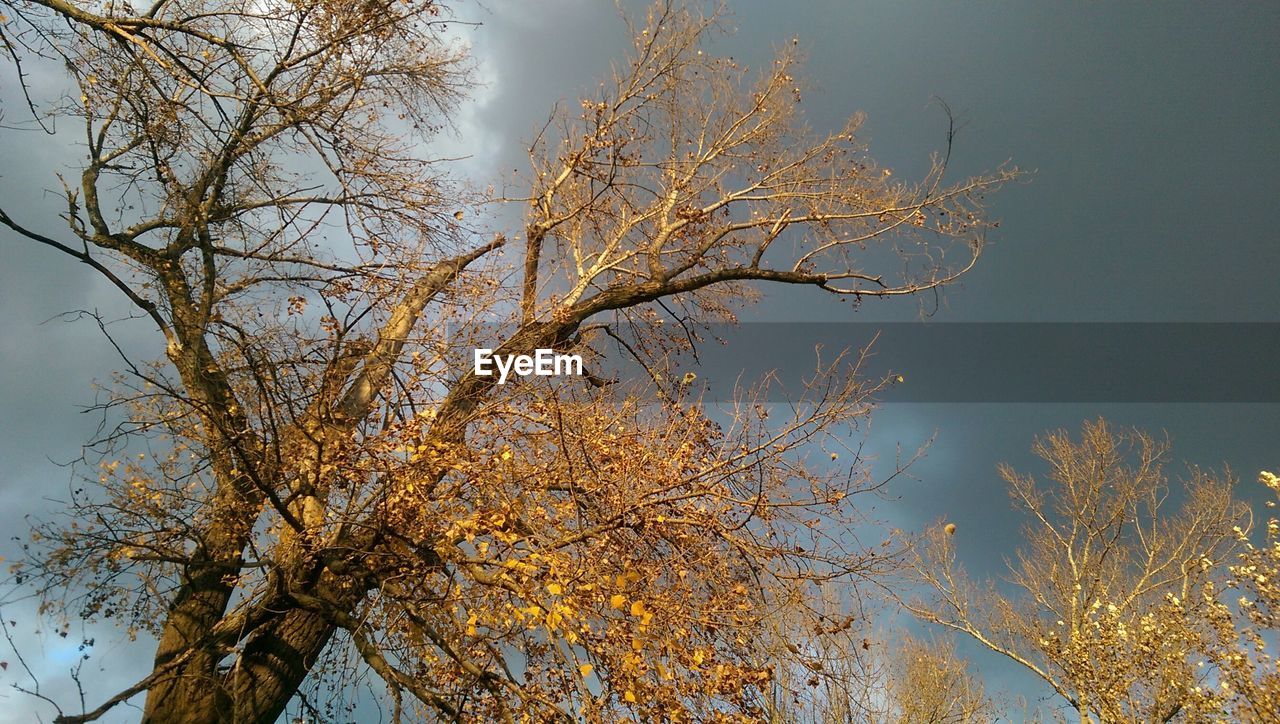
left=758, top=617, right=993, bottom=724
left=0, top=0, right=1010, bottom=721
left=887, top=634, right=994, bottom=724
left=908, top=419, right=1248, bottom=722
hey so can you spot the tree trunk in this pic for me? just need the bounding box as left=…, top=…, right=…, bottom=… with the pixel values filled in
left=141, top=605, right=337, bottom=724
left=228, top=609, right=338, bottom=724
left=141, top=574, right=237, bottom=723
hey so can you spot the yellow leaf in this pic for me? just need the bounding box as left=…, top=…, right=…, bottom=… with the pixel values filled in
left=610, top=594, right=627, bottom=610
left=630, top=600, right=646, bottom=617
left=624, top=690, right=637, bottom=704
left=547, top=582, right=563, bottom=595
left=579, top=663, right=594, bottom=678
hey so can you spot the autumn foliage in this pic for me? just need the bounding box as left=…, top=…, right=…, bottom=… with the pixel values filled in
left=0, top=0, right=1010, bottom=721
left=909, top=420, right=1280, bottom=722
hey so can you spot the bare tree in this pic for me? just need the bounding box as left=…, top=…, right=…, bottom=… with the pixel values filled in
left=0, top=1, right=1012, bottom=721
left=758, top=612, right=992, bottom=724
left=908, top=419, right=1248, bottom=723
left=887, top=634, right=994, bottom=724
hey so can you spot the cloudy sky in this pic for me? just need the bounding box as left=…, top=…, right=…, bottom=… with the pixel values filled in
left=1, top=0, right=1278, bottom=720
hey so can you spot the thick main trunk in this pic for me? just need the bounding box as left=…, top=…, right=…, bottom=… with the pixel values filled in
left=141, top=658, right=228, bottom=723
left=141, top=604, right=338, bottom=724
left=228, top=609, right=338, bottom=724
left=142, top=518, right=370, bottom=723
left=141, top=569, right=238, bottom=723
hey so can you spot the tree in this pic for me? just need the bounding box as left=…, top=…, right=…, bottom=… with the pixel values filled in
left=908, top=419, right=1248, bottom=722
left=0, top=1, right=1012, bottom=721
left=758, top=614, right=993, bottom=724
left=1202, top=470, right=1280, bottom=721
left=886, top=634, right=994, bottom=724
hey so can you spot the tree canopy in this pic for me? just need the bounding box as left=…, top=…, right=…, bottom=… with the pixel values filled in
left=0, top=1, right=1012, bottom=721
